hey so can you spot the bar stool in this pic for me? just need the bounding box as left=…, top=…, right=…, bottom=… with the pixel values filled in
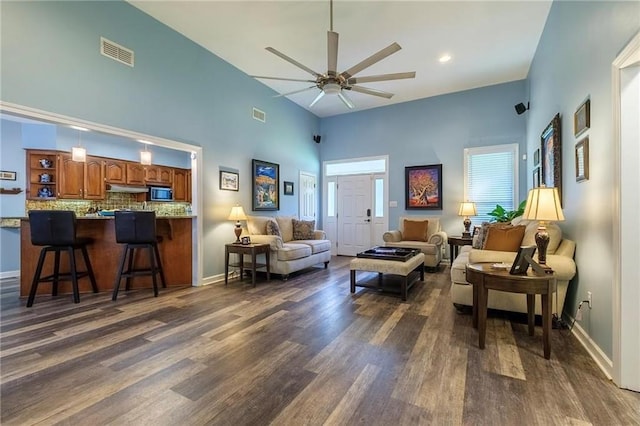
left=112, top=211, right=166, bottom=300
left=27, top=210, right=98, bottom=307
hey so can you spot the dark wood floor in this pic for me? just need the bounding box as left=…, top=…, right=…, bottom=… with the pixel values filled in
left=1, top=256, right=639, bottom=425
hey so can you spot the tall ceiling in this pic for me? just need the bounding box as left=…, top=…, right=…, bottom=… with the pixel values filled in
left=129, top=1, right=552, bottom=118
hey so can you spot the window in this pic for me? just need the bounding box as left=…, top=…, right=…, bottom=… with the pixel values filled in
left=464, top=144, right=519, bottom=224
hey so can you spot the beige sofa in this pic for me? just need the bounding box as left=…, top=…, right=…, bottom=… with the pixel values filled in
left=382, top=216, right=447, bottom=270
left=245, top=215, right=331, bottom=280
left=450, top=217, right=576, bottom=315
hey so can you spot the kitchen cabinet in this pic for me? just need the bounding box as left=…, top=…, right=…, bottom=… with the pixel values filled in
left=126, top=163, right=146, bottom=185
left=173, top=168, right=190, bottom=202
left=57, top=154, right=105, bottom=200
left=26, top=150, right=57, bottom=200
left=105, top=159, right=127, bottom=184
left=145, top=166, right=173, bottom=185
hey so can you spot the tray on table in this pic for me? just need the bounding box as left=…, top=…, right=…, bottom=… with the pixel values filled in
left=356, top=246, right=421, bottom=262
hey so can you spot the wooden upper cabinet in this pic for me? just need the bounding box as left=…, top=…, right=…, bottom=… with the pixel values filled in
left=173, top=168, right=188, bottom=201
left=145, top=166, right=173, bottom=185
left=83, top=157, right=105, bottom=200
left=105, top=159, right=127, bottom=184
left=57, top=154, right=105, bottom=200
left=126, top=163, right=146, bottom=185
left=57, top=154, right=84, bottom=199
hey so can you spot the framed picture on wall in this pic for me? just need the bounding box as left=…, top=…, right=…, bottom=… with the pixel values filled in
left=574, top=99, right=590, bottom=137
left=252, top=159, right=279, bottom=211
left=219, top=170, right=239, bottom=191
left=284, top=181, right=294, bottom=195
left=533, top=167, right=541, bottom=188
left=541, top=113, right=562, bottom=203
left=575, top=137, right=589, bottom=182
left=405, top=164, right=443, bottom=210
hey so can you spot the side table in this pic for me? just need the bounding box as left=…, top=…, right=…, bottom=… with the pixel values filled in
left=225, top=243, right=271, bottom=287
left=465, top=263, right=557, bottom=359
left=448, top=235, right=473, bottom=261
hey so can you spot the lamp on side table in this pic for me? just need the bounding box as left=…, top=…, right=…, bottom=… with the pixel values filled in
left=458, top=201, right=477, bottom=238
left=522, top=185, right=564, bottom=269
left=228, top=205, right=247, bottom=243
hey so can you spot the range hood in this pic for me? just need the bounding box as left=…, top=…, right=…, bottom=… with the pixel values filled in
left=107, top=184, right=149, bottom=193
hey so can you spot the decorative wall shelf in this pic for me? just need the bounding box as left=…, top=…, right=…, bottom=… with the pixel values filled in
left=0, top=188, right=23, bottom=195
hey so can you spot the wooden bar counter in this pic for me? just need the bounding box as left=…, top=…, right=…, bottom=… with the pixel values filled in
left=20, top=215, right=193, bottom=297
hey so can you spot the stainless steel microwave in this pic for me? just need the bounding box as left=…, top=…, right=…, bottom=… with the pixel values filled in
left=149, top=186, right=173, bottom=201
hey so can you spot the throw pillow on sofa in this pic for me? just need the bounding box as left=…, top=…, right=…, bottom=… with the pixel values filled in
left=483, top=225, right=526, bottom=251
left=473, top=222, right=512, bottom=249
left=292, top=219, right=315, bottom=240
left=403, top=219, right=429, bottom=241
left=266, top=219, right=281, bottom=238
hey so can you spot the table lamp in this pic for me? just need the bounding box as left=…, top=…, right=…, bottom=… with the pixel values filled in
left=458, top=202, right=477, bottom=237
left=228, top=205, right=247, bottom=242
left=522, top=185, right=564, bottom=267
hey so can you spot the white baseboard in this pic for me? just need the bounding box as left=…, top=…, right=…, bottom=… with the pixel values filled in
left=0, top=270, right=20, bottom=280
left=569, top=316, right=613, bottom=380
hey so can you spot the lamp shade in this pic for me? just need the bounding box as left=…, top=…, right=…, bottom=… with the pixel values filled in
left=71, top=146, right=86, bottom=162
left=523, top=186, right=564, bottom=222
left=140, top=150, right=152, bottom=165
left=228, top=205, right=247, bottom=221
left=458, top=202, right=477, bottom=216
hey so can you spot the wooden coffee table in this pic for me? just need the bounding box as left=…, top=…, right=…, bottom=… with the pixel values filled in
left=465, top=263, right=557, bottom=359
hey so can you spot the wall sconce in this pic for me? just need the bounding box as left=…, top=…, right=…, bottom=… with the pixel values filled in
left=139, top=140, right=152, bottom=165
left=70, top=126, right=88, bottom=162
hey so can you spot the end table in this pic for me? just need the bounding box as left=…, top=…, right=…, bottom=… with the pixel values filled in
left=448, top=235, right=473, bottom=261
left=225, top=243, right=270, bottom=287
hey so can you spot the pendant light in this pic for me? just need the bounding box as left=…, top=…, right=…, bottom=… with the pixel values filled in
left=70, top=126, right=88, bottom=162
left=139, top=140, right=152, bottom=165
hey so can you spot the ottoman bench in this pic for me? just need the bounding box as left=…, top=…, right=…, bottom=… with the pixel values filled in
left=350, top=252, right=425, bottom=301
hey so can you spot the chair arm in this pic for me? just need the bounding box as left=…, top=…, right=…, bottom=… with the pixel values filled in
left=313, top=230, right=327, bottom=240
left=247, top=234, right=283, bottom=250
left=429, top=231, right=447, bottom=246
left=383, top=230, right=402, bottom=243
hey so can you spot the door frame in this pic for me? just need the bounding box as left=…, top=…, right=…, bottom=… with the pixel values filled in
left=612, top=31, right=640, bottom=391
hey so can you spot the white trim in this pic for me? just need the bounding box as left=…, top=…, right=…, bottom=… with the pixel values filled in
left=569, top=317, right=613, bottom=380
left=612, top=31, right=640, bottom=390
left=0, top=101, right=204, bottom=288
left=0, top=270, right=20, bottom=280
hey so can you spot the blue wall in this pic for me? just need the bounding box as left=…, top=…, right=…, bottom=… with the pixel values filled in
left=320, top=80, right=528, bottom=234
left=1, top=1, right=320, bottom=279
left=526, top=1, right=640, bottom=359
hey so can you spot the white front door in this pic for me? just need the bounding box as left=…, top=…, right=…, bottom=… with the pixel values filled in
left=337, top=175, right=372, bottom=256
left=299, top=171, right=317, bottom=222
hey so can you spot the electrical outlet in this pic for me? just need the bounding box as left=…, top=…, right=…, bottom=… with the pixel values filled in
left=588, top=291, right=593, bottom=309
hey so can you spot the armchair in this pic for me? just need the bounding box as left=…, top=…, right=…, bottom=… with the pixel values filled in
left=382, top=217, right=447, bottom=270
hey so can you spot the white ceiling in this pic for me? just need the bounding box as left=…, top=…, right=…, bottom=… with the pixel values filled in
left=128, top=0, right=551, bottom=118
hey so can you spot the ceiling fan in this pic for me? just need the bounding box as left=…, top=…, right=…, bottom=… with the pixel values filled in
left=251, top=0, right=416, bottom=109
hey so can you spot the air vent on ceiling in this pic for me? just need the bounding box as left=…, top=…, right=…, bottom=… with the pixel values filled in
left=252, top=107, right=266, bottom=123
left=100, top=37, right=134, bottom=67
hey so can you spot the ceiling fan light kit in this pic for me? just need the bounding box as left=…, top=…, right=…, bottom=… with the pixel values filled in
left=252, top=0, right=415, bottom=110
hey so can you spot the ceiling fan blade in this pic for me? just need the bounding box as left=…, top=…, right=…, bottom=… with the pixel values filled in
left=274, top=86, right=318, bottom=98
left=252, top=75, right=317, bottom=83
left=266, top=47, right=322, bottom=78
left=340, top=42, right=402, bottom=79
left=327, top=31, right=339, bottom=77
left=309, top=91, right=325, bottom=108
left=349, top=85, right=394, bottom=99
left=347, top=72, right=416, bottom=85
left=338, top=91, right=355, bottom=109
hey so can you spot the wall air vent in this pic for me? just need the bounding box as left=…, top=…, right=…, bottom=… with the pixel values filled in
left=252, top=107, right=266, bottom=123
left=100, top=37, right=134, bottom=67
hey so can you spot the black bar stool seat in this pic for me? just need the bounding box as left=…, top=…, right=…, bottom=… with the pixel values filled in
left=27, top=210, right=98, bottom=307
left=112, top=211, right=166, bottom=300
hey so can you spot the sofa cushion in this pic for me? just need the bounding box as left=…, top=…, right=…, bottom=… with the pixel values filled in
left=247, top=216, right=271, bottom=235
left=292, top=219, right=315, bottom=240
left=276, top=216, right=295, bottom=242
left=277, top=242, right=312, bottom=261
left=266, top=219, right=281, bottom=237
left=403, top=219, right=429, bottom=241
left=296, top=239, right=331, bottom=254
left=483, top=225, right=525, bottom=252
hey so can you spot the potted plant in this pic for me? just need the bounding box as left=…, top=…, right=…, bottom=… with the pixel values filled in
left=487, top=200, right=526, bottom=222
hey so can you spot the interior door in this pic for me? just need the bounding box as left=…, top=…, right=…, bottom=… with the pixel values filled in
left=337, top=175, right=372, bottom=256
left=299, top=172, right=317, bottom=222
